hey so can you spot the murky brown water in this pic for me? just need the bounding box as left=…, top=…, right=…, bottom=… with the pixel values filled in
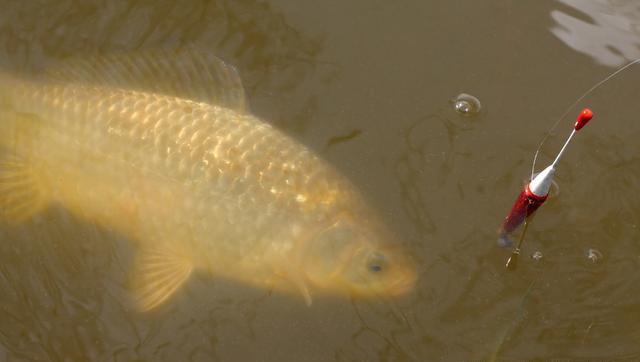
left=1, top=1, right=640, bottom=361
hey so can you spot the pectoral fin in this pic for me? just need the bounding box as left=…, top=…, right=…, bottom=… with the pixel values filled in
left=292, top=275, right=312, bottom=306
left=282, top=264, right=312, bottom=306
left=132, top=246, right=194, bottom=311
left=0, top=154, right=49, bottom=222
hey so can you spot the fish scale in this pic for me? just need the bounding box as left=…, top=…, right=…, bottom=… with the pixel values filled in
left=0, top=50, right=415, bottom=310
left=8, top=78, right=346, bottom=256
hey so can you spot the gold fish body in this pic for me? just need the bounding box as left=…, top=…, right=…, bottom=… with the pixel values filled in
left=0, top=50, right=415, bottom=309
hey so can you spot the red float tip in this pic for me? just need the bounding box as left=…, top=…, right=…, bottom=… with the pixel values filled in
left=574, top=108, right=593, bottom=131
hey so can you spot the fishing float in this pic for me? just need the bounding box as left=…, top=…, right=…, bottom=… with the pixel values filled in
left=499, top=108, right=594, bottom=267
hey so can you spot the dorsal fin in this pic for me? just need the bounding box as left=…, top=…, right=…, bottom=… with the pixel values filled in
left=44, top=48, right=247, bottom=111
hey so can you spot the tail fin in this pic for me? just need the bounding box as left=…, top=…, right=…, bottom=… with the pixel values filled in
left=0, top=112, right=50, bottom=222
left=0, top=152, right=49, bottom=222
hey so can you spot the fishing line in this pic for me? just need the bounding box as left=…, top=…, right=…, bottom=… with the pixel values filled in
left=530, top=57, right=640, bottom=180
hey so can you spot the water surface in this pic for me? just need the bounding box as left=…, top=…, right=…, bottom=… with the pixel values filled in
left=1, top=1, right=639, bottom=361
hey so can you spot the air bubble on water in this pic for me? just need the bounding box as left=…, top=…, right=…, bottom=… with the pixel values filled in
left=586, top=248, right=603, bottom=263
left=452, top=93, right=481, bottom=115
left=531, top=251, right=543, bottom=261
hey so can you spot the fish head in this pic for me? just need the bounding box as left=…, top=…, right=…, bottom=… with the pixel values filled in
left=302, top=214, right=416, bottom=298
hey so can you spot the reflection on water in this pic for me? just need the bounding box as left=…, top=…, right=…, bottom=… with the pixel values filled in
left=551, top=0, right=640, bottom=66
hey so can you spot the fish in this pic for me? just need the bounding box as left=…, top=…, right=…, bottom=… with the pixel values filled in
left=0, top=49, right=416, bottom=310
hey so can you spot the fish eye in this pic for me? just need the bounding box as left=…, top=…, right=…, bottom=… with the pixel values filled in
left=367, top=252, right=387, bottom=273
